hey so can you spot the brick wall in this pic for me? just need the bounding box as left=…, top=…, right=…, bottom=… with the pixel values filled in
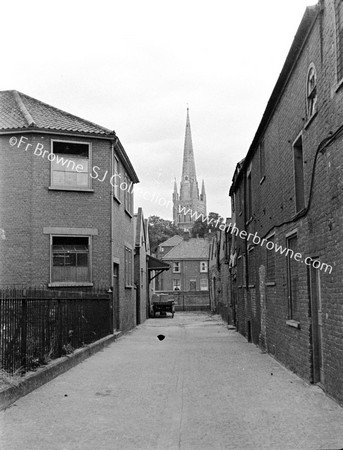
left=229, top=0, right=343, bottom=404
left=0, top=132, right=137, bottom=334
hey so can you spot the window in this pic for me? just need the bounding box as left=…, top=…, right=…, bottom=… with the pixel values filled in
left=335, top=0, right=343, bottom=82
left=124, top=173, right=133, bottom=215
left=287, top=234, right=299, bottom=320
left=306, top=64, right=317, bottom=119
left=237, top=255, right=243, bottom=286
left=200, top=261, right=208, bottom=273
left=238, top=188, right=243, bottom=214
left=247, top=170, right=252, bottom=220
left=124, top=246, right=133, bottom=287
left=51, top=141, right=91, bottom=189
left=293, top=135, right=305, bottom=213
left=190, top=280, right=197, bottom=290
left=259, top=141, right=265, bottom=181
left=248, top=246, right=255, bottom=286
left=113, top=156, right=120, bottom=200
left=242, top=254, right=247, bottom=287
left=173, top=262, right=180, bottom=273
left=52, top=236, right=90, bottom=284
left=173, top=279, right=181, bottom=291
left=200, top=278, right=208, bottom=291
left=266, top=236, right=276, bottom=283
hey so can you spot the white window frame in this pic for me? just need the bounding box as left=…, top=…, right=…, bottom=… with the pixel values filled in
left=50, top=140, right=92, bottom=191
left=200, top=261, right=208, bottom=273
left=124, top=173, right=133, bottom=216
left=200, top=278, right=208, bottom=291
left=113, top=155, right=120, bottom=201
left=173, top=279, right=181, bottom=291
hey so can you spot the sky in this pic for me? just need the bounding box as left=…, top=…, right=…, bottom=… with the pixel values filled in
left=1, top=0, right=316, bottom=221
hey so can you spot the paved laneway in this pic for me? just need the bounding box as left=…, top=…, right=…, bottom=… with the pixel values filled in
left=1, top=312, right=343, bottom=450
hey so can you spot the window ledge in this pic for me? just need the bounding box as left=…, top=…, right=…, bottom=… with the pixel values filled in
left=248, top=284, right=255, bottom=288
left=286, top=319, right=300, bottom=329
left=125, top=285, right=133, bottom=289
left=292, top=208, right=306, bottom=220
left=266, top=282, right=276, bottom=286
left=304, top=111, right=318, bottom=129
left=49, top=187, right=94, bottom=193
left=259, top=176, right=266, bottom=185
left=48, top=282, right=93, bottom=288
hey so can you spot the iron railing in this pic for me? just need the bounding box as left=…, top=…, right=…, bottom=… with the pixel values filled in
left=0, top=287, right=112, bottom=375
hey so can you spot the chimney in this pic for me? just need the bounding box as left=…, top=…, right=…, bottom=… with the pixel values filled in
left=183, top=230, right=190, bottom=241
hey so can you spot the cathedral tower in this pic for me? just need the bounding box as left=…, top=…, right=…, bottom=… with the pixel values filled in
left=173, top=108, right=206, bottom=231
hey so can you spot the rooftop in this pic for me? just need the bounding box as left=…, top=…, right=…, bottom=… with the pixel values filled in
left=0, top=90, right=115, bottom=136
left=162, top=237, right=209, bottom=260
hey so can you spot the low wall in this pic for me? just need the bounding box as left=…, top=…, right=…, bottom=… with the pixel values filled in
left=155, top=291, right=210, bottom=311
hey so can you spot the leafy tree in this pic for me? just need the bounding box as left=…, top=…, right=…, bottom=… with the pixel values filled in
left=148, top=215, right=183, bottom=252
left=190, top=212, right=224, bottom=238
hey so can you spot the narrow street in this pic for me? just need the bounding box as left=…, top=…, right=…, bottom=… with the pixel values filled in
left=1, top=312, right=343, bottom=450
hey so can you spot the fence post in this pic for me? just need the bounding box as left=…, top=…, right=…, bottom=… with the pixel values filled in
left=21, top=298, right=27, bottom=371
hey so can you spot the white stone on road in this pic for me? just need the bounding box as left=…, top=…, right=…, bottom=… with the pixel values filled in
left=0, top=312, right=343, bottom=450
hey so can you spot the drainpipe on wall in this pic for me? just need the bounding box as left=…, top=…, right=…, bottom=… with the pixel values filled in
left=110, top=140, right=115, bottom=332
left=243, top=170, right=250, bottom=333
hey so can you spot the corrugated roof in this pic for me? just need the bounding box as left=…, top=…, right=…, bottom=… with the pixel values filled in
left=160, top=235, right=183, bottom=247
left=0, top=90, right=115, bottom=136
left=162, top=238, right=209, bottom=260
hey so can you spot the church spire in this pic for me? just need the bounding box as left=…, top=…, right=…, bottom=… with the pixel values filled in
left=173, top=107, right=206, bottom=230
left=181, top=107, right=197, bottom=183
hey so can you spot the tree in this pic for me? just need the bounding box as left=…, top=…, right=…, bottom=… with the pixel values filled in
left=148, top=215, right=183, bottom=252
left=190, top=212, right=224, bottom=238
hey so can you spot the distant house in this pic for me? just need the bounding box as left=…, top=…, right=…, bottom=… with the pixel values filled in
left=156, top=235, right=183, bottom=257
left=0, top=90, right=139, bottom=332
left=157, top=234, right=210, bottom=310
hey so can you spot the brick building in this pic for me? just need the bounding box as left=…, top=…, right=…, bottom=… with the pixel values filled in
left=134, top=208, right=169, bottom=322
left=229, top=0, right=343, bottom=404
left=0, top=90, right=139, bottom=332
left=157, top=234, right=210, bottom=310
left=208, top=220, right=232, bottom=323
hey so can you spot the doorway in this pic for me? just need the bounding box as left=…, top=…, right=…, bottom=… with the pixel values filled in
left=309, top=264, right=323, bottom=385
left=113, top=263, right=119, bottom=330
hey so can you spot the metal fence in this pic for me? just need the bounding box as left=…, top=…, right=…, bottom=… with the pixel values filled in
left=0, top=287, right=112, bottom=375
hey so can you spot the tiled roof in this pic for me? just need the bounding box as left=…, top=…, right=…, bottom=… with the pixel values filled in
left=162, top=238, right=209, bottom=260
left=160, top=235, right=183, bottom=248
left=0, top=90, right=115, bottom=136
